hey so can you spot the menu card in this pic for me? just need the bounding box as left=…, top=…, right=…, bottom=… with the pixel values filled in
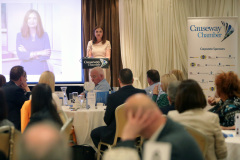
left=87, top=92, right=96, bottom=109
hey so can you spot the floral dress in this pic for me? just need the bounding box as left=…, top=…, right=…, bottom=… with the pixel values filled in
left=209, top=96, right=240, bottom=127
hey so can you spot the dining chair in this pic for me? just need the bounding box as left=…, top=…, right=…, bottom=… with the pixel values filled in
left=58, top=110, right=68, bottom=124
left=0, top=126, right=21, bottom=160
left=97, top=104, right=142, bottom=160
left=0, top=126, right=11, bottom=159
left=184, top=125, right=208, bottom=157
left=60, top=117, right=74, bottom=142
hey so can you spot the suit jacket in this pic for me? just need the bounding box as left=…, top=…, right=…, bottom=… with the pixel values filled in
left=103, top=85, right=146, bottom=143
left=168, top=109, right=227, bottom=160
left=116, top=118, right=204, bottom=160
left=2, top=81, right=30, bottom=130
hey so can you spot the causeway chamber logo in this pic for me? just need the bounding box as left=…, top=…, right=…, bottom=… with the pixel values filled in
left=189, top=21, right=234, bottom=41
left=100, top=59, right=108, bottom=67
left=221, top=21, right=234, bottom=42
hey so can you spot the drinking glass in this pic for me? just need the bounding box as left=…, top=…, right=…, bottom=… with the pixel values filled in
left=69, top=93, right=74, bottom=104
left=72, top=92, right=78, bottom=101
left=72, top=92, right=80, bottom=107
left=112, top=87, right=119, bottom=92
left=78, top=94, right=85, bottom=108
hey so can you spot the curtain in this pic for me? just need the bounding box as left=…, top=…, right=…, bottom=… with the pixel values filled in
left=81, top=0, right=122, bottom=87
left=119, top=0, right=147, bottom=88
left=119, top=0, right=239, bottom=89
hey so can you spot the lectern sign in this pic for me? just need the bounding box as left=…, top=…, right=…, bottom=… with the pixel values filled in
left=82, top=58, right=109, bottom=69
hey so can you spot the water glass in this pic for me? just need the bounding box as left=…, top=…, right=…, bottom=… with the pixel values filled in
left=69, top=93, right=74, bottom=105
left=72, top=92, right=78, bottom=101
left=78, top=94, right=85, bottom=108
left=112, top=87, right=119, bottom=92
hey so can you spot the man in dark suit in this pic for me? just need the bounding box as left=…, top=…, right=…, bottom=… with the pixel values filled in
left=104, top=94, right=203, bottom=160
left=91, top=68, right=146, bottom=148
left=2, top=66, right=31, bottom=130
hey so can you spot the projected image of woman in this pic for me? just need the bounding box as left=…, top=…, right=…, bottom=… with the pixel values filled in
left=16, top=9, right=51, bottom=75
left=87, top=26, right=111, bottom=82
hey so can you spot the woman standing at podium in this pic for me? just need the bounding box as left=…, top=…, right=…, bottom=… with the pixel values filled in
left=87, top=26, right=111, bottom=83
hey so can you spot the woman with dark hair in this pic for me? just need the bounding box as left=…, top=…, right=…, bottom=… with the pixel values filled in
left=21, top=71, right=63, bottom=132
left=27, top=84, right=63, bottom=128
left=87, top=26, right=111, bottom=82
left=16, top=9, right=51, bottom=75
left=0, top=89, right=14, bottom=127
left=168, top=79, right=227, bottom=160
left=0, top=74, right=6, bottom=87
left=209, top=71, right=240, bottom=130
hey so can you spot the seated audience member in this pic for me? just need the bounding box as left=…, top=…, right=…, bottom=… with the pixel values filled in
left=161, top=81, right=180, bottom=115
left=27, top=84, right=63, bottom=129
left=21, top=71, right=62, bottom=133
left=0, top=74, right=6, bottom=87
left=2, top=66, right=31, bottom=130
left=171, top=69, right=186, bottom=81
left=152, top=73, right=177, bottom=108
left=90, top=67, right=111, bottom=91
left=38, top=71, right=62, bottom=108
left=209, top=71, right=240, bottom=130
left=168, top=79, right=227, bottom=160
left=104, top=94, right=203, bottom=160
left=145, top=69, right=163, bottom=98
left=0, top=89, right=14, bottom=127
left=18, top=121, right=71, bottom=160
left=91, top=68, right=146, bottom=148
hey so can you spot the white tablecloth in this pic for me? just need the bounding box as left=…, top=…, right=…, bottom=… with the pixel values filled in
left=222, top=130, right=240, bottom=160
left=62, top=106, right=106, bottom=148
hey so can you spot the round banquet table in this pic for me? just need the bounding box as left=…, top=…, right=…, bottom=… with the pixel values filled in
left=62, top=106, right=106, bottom=148
left=222, top=130, right=240, bottom=160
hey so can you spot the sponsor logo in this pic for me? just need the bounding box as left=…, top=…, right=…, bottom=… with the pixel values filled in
left=209, top=87, right=215, bottom=91
left=190, top=63, right=196, bottom=67
left=200, top=55, right=207, bottom=59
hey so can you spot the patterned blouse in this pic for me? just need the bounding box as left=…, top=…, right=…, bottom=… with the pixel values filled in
left=209, top=96, right=240, bottom=127
left=152, top=93, right=169, bottom=109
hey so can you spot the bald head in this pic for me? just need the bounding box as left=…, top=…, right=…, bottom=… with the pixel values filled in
left=90, top=67, right=104, bottom=85
left=18, top=122, right=70, bottom=160
left=124, top=94, right=166, bottom=139
left=125, top=93, right=159, bottom=113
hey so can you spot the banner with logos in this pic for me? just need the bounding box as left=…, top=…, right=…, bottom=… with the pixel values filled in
left=188, top=17, right=238, bottom=100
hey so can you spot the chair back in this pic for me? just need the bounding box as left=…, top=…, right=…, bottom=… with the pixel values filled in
left=0, top=126, right=11, bottom=158
left=58, top=110, right=68, bottom=124
left=60, top=117, right=74, bottom=141
left=10, top=129, right=21, bottom=160
left=113, top=104, right=127, bottom=145
left=184, top=125, right=208, bottom=157
left=0, top=126, right=22, bottom=160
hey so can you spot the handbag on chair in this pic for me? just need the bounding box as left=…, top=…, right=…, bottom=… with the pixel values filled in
left=71, top=145, right=96, bottom=160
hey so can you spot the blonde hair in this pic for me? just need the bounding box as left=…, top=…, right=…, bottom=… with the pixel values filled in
left=171, top=69, right=185, bottom=81
left=161, top=74, right=177, bottom=92
left=39, top=71, right=55, bottom=92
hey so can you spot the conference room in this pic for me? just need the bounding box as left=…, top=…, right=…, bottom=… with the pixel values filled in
left=1, top=0, right=240, bottom=160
